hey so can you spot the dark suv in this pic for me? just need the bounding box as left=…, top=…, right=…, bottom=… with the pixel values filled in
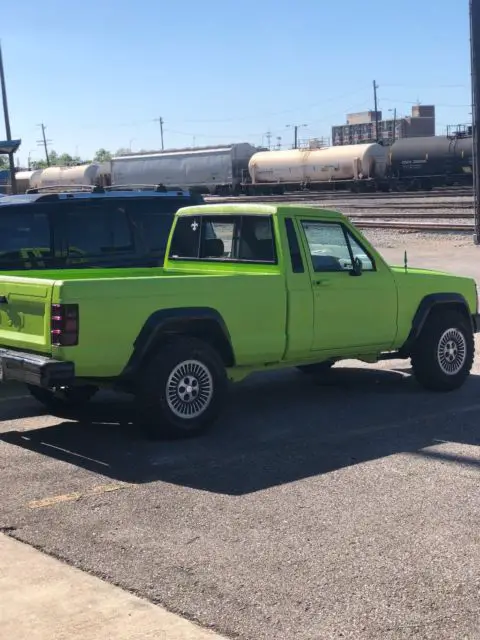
left=0, top=187, right=205, bottom=271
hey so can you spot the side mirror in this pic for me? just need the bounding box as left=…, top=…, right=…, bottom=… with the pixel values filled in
left=350, top=256, right=363, bottom=277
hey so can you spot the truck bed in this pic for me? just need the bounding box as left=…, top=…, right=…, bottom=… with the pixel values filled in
left=0, top=267, right=286, bottom=377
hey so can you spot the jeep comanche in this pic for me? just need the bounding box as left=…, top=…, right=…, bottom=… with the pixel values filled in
left=0, top=202, right=478, bottom=438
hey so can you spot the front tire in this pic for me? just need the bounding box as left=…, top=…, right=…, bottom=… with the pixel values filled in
left=411, top=310, right=474, bottom=391
left=137, top=337, right=228, bottom=439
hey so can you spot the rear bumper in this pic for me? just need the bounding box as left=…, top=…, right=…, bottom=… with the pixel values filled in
left=0, top=349, right=74, bottom=388
left=473, top=314, right=480, bottom=333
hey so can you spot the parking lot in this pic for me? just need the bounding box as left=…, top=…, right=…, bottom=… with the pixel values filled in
left=1, top=235, right=479, bottom=640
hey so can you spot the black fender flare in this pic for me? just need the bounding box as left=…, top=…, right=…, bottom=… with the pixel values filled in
left=401, top=292, right=472, bottom=354
left=122, top=307, right=235, bottom=379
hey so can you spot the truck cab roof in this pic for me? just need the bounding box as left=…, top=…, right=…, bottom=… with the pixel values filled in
left=175, top=202, right=347, bottom=221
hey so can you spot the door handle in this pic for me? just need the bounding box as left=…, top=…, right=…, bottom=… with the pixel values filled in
left=313, top=279, right=330, bottom=287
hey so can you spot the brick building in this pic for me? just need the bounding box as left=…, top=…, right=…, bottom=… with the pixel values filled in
left=331, top=105, right=435, bottom=146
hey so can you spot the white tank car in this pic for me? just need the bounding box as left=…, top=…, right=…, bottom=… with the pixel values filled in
left=248, top=143, right=388, bottom=184
left=29, top=163, right=103, bottom=189
left=15, top=170, right=42, bottom=193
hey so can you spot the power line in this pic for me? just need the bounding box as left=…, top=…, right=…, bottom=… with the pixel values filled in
left=382, top=98, right=471, bottom=108
left=177, top=88, right=370, bottom=124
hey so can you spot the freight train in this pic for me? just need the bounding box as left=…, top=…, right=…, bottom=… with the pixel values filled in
left=243, top=135, right=473, bottom=194
left=12, top=143, right=258, bottom=195
left=11, top=135, right=473, bottom=195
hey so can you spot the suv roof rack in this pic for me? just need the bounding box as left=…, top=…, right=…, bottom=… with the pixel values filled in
left=26, top=183, right=189, bottom=196
left=105, top=184, right=178, bottom=193
left=26, top=184, right=104, bottom=194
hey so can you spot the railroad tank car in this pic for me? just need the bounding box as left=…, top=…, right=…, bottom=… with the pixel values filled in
left=111, top=143, right=258, bottom=195
left=29, top=163, right=103, bottom=189
left=388, top=136, right=473, bottom=187
left=247, top=143, right=388, bottom=191
left=453, top=136, right=473, bottom=176
left=15, top=170, right=42, bottom=194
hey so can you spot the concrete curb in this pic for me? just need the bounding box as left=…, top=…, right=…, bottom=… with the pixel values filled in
left=0, top=534, right=227, bottom=640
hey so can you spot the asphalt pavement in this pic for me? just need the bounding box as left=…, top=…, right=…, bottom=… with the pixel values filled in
left=1, top=241, right=480, bottom=639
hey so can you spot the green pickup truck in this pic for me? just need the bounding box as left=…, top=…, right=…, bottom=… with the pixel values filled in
left=0, top=201, right=479, bottom=438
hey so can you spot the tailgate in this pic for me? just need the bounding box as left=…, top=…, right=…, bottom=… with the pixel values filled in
left=0, top=276, right=55, bottom=353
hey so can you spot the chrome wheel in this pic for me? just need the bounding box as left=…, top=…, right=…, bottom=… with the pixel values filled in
left=436, top=328, right=467, bottom=375
left=166, top=359, right=213, bottom=419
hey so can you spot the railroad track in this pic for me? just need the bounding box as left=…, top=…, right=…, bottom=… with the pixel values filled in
left=205, top=187, right=473, bottom=204
left=335, top=202, right=473, bottom=210
left=351, top=220, right=473, bottom=231
left=342, top=212, right=474, bottom=219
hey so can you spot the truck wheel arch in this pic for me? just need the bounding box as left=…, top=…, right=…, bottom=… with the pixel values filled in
left=123, top=307, right=235, bottom=379
left=403, top=293, right=473, bottom=353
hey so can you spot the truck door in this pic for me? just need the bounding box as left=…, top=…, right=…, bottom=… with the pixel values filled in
left=297, top=218, right=397, bottom=353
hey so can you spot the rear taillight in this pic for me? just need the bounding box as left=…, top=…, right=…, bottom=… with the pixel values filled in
left=51, top=304, right=79, bottom=346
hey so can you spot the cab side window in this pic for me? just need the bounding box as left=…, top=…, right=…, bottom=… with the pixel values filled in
left=169, top=215, right=276, bottom=264
left=301, top=221, right=374, bottom=272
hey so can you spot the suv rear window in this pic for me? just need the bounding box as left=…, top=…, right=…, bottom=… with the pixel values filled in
left=0, top=194, right=202, bottom=271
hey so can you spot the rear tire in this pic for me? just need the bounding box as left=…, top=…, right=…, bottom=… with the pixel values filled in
left=27, top=385, right=98, bottom=413
left=137, top=337, right=228, bottom=439
left=410, top=310, right=474, bottom=391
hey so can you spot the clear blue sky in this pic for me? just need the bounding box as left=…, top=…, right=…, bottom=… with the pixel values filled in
left=1, top=0, right=472, bottom=164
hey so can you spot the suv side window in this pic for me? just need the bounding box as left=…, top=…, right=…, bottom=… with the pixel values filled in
left=169, top=215, right=276, bottom=264
left=0, top=205, right=53, bottom=270
left=123, top=199, right=179, bottom=259
left=64, top=203, right=133, bottom=264
left=62, top=196, right=196, bottom=266
left=301, top=220, right=374, bottom=272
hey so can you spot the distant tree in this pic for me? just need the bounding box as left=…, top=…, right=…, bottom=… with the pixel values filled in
left=115, top=147, right=132, bottom=157
left=30, top=159, right=48, bottom=170
left=0, top=155, right=8, bottom=170
left=94, top=148, right=112, bottom=162
left=57, top=153, right=74, bottom=165
left=30, top=150, right=89, bottom=170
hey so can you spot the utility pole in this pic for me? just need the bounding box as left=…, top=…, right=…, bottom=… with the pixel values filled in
left=373, top=80, right=380, bottom=143
left=37, top=123, right=50, bottom=166
left=0, top=42, right=17, bottom=194
left=265, top=130, right=272, bottom=150
left=154, top=117, right=164, bottom=150
left=286, top=123, right=307, bottom=149
left=470, top=0, right=480, bottom=244
left=389, top=107, right=397, bottom=143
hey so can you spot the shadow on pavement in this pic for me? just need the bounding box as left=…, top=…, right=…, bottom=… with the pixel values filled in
left=1, top=366, right=480, bottom=495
